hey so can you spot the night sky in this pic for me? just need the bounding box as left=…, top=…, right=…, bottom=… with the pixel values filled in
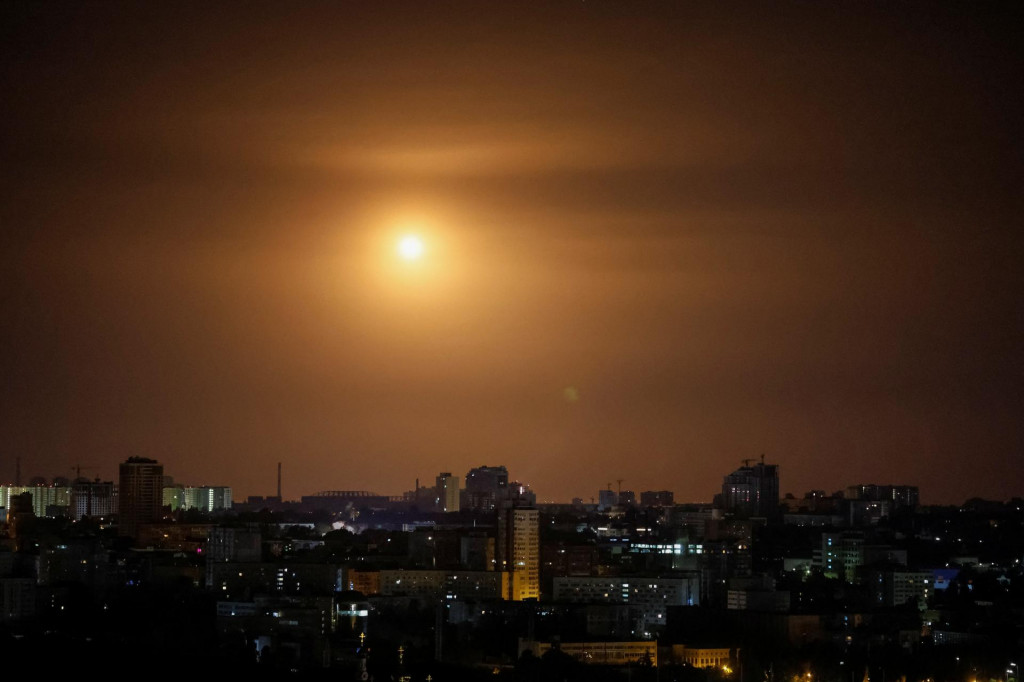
left=2, top=2, right=1021, bottom=504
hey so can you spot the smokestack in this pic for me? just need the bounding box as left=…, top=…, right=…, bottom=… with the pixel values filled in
left=277, top=462, right=282, bottom=499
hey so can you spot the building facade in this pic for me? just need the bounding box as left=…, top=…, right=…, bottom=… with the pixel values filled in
left=463, top=465, right=508, bottom=511
left=552, top=575, right=700, bottom=631
left=720, top=460, right=779, bottom=518
left=71, top=479, right=117, bottom=519
left=497, top=506, right=539, bottom=600
left=118, top=457, right=164, bottom=540
left=435, top=472, right=460, bottom=513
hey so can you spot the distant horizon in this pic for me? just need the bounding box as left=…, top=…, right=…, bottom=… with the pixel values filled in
left=3, top=459, right=1018, bottom=508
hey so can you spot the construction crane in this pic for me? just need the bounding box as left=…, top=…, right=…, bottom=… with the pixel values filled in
left=616, top=479, right=625, bottom=495
left=71, top=464, right=97, bottom=481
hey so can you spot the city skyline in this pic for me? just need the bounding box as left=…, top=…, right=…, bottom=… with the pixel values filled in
left=0, top=455, right=996, bottom=507
left=0, top=457, right=937, bottom=512
left=2, top=3, right=1021, bottom=505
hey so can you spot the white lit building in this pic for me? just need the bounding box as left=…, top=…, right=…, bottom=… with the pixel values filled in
left=0, top=485, right=72, bottom=517
left=164, top=485, right=232, bottom=512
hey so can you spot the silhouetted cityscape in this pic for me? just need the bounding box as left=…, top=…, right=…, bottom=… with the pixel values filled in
left=3, top=5, right=1022, bottom=677
left=1, top=458, right=1021, bottom=679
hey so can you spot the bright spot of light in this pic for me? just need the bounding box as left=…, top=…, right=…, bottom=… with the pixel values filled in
left=397, top=234, right=425, bottom=260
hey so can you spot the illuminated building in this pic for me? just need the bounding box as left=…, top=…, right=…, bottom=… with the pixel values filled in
left=0, top=484, right=71, bottom=518
left=163, top=485, right=185, bottom=511
left=669, top=646, right=736, bottom=669
left=185, top=486, right=232, bottom=512
left=347, top=569, right=381, bottom=595
left=435, top=472, right=460, bottom=512
left=519, top=639, right=658, bottom=666
left=497, top=506, right=539, bottom=600
left=118, top=457, right=164, bottom=540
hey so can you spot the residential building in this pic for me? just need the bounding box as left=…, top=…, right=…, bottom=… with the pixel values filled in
left=463, top=465, right=508, bottom=511
left=720, top=459, right=780, bottom=519
left=640, top=490, right=674, bottom=507
left=519, top=639, right=658, bottom=666
left=71, top=479, right=116, bottom=519
left=435, top=472, right=460, bottom=512
left=118, top=457, right=164, bottom=541
left=552, top=575, right=700, bottom=631
left=497, top=506, right=539, bottom=600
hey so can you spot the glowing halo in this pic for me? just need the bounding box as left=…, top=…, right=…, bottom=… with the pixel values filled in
left=397, top=234, right=425, bottom=261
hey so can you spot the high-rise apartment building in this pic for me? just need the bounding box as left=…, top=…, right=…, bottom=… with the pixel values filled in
left=118, top=457, right=164, bottom=540
left=720, top=459, right=779, bottom=519
left=497, top=506, right=539, bottom=601
left=435, top=472, right=460, bottom=513
left=0, top=485, right=71, bottom=518
left=71, top=479, right=116, bottom=519
left=463, top=465, right=508, bottom=511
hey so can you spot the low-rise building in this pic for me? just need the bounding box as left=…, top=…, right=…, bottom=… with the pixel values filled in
left=519, top=638, right=657, bottom=666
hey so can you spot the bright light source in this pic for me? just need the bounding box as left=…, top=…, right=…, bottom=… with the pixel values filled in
left=397, top=234, right=425, bottom=260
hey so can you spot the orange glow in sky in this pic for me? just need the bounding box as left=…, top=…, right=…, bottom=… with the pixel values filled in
left=1, top=2, right=1020, bottom=504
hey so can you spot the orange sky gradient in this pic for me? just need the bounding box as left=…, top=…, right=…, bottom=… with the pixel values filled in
left=1, top=2, right=1021, bottom=504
